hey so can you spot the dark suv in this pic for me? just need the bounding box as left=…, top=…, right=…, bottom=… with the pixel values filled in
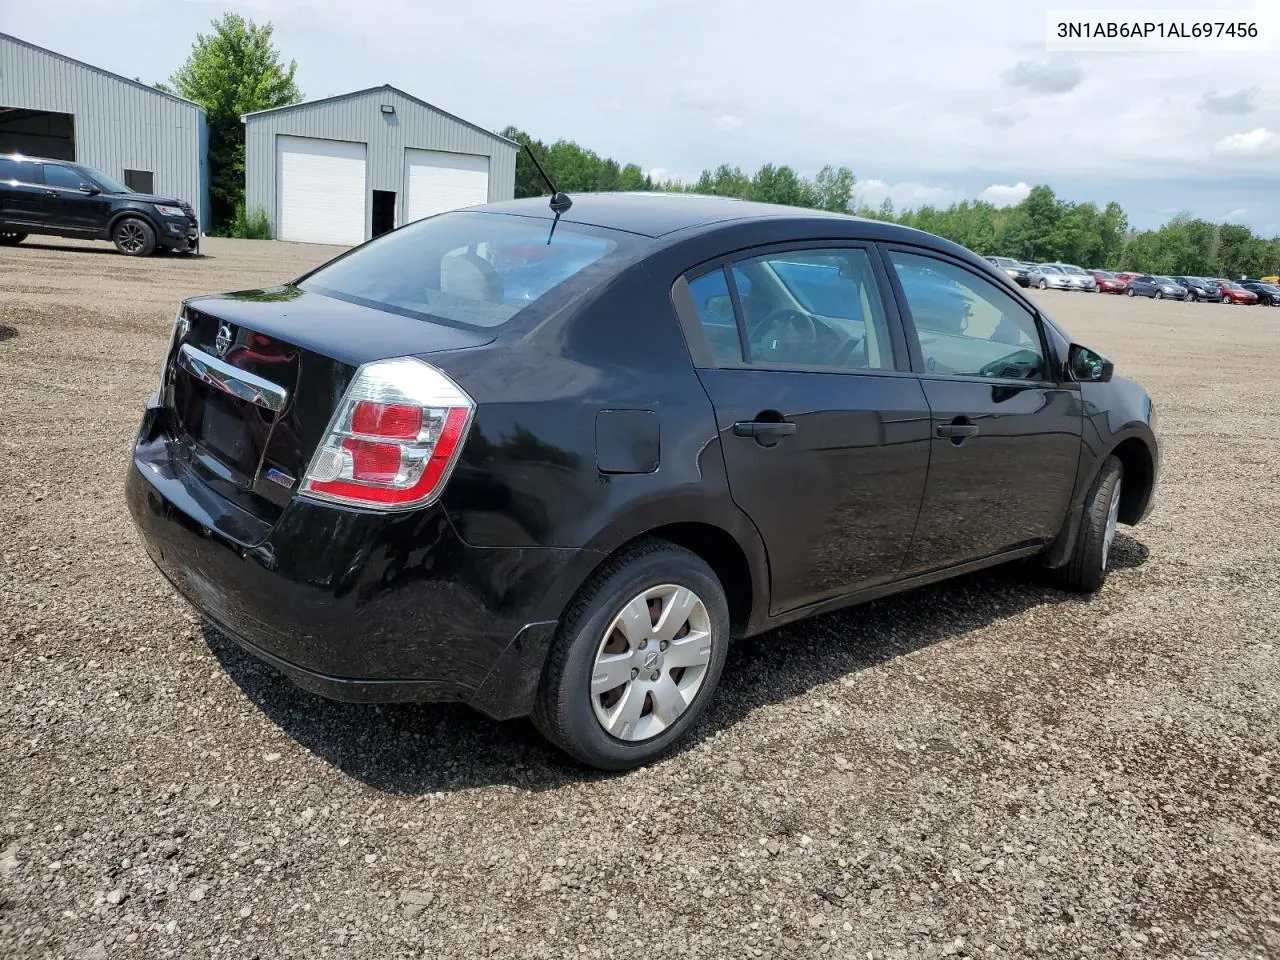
left=126, top=194, right=1160, bottom=769
left=0, top=154, right=199, bottom=255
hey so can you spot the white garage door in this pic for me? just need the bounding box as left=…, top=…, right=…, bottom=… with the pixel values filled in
left=276, top=136, right=367, bottom=245
left=403, top=149, right=489, bottom=224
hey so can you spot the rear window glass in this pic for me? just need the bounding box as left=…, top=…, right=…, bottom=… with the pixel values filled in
left=299, top=212, right=634, bottom=329
left=0, top=158, right=38, bottom=182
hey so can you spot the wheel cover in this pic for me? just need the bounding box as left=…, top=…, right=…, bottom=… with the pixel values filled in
left=118, top=222, right=144, bottom=252
left=1102, top=478, right=1122, bottom=569
left=589, top=583, right=713, bottom=742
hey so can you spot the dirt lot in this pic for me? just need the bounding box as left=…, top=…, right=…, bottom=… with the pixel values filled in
left=1, top=237, right=1278, bottom=960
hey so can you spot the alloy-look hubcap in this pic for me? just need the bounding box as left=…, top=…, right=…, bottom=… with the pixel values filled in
left=120, top=223, right=144, bottom=252
left=1102, top=478, right=1122, bottom=569
left=589, top=584, right=712, bottom=742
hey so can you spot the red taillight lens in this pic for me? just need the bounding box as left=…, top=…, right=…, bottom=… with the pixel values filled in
left=351, top=401, right=424, bottom=440
left=343, top=439, right=404, bottom=483
left=299, top=358, right=475, bottom=511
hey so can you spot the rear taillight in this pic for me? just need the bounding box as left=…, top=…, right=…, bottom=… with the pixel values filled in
left=300, top=357, right=474, bottom=511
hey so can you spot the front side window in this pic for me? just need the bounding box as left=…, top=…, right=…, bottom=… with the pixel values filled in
left=726, top=248, right=894, bottom=371
left=42, top=164, right=84, bottom=189
left=889, top=251, right=1048, bottom=382
left=301, top=211, right=637, bottom=330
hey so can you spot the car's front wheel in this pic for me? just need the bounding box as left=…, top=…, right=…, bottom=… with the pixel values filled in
left=1053, top=455, right=1123, bottom=593
left=112, top=217, right=156, bottom=256
left=0, top=232, right=26, bottom=246
left=1038, top=279, right=1048, bottom=290
left=533, top=540, right=730, bottom=770
left=1126, top=288, right=1135, bottom=297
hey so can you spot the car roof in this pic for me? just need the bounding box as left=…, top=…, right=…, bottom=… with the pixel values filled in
left=477, top=192, right=929, bottom=243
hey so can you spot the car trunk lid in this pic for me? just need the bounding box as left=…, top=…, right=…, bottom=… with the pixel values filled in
left=164, top=287, right=494, bottom=527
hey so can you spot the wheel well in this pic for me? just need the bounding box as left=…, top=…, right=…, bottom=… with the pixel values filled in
left=108, top=210, right=157, bottom=235
left=1111, top=437, right=1154, bottom=524
left=623, top=522, right=754, bottom=633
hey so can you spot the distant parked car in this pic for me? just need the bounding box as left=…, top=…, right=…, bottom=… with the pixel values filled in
left=1218, top=281, right=1259, bottom=305
left=984, top=255, right=1032, bottom=287
left=1125, top=276, right=1187, bottom=299
left=1112, top=272, right=1141, bottom=283
left=1172, top=277, right=1221, bottom=302
left=0, top=153, right=199, bottom=256
left=1090, top=270, right=1127, bottom=294
left=1240, top=280, right=1280, bottom=306
left=1039, top=263, right=1098, bottom=292
left=1029, top=264, right=1074, bottom=290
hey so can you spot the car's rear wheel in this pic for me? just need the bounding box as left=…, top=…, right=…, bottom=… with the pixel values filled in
left=112, top=217, right=156, bottom=257
left=532, top=540, right=730, bottom=770
left=1053, top=455, right=1123, bottom=593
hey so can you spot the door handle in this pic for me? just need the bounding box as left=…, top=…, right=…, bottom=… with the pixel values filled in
left=44, top=189, right=57, bottom=197
left=733, top=420, right=796, bottom=443
left=936, top=417, right=979, bottom=441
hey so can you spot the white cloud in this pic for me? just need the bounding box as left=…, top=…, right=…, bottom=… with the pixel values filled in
left=1212, top=128, right=1278, bottom=158
left=853, top=179, right=960, bottom=211
left=983, top=108, right=1021, bottom=128
left=978, top=182, right=1032, bottom=207
left=646, top=167, right=669, bottom=182
left=714, top=114, right=744, bottom=132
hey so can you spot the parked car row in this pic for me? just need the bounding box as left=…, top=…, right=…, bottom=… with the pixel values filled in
left=983, top=255, right=1280, bottom=306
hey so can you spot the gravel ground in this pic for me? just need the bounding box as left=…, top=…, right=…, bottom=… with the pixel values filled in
left=1, top=237, right=1278, bottom=960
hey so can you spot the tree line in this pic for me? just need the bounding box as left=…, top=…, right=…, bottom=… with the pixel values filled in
left=162, top=14, right=1280, bottom=277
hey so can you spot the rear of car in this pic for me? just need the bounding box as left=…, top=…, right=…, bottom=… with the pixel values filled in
left=126, top=211, right=668, bottom=715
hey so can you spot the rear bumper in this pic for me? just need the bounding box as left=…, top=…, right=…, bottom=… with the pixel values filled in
left=125, top=400, right=586, bottom=719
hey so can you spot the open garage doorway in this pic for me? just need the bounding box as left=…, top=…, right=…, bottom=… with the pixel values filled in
left=0, top=108, right=75, bottom=160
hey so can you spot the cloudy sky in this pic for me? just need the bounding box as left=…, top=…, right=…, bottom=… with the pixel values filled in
left=6, top=0, right=1278, bottom=234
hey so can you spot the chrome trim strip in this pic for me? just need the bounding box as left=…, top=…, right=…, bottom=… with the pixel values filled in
left=177, top=344, right=289, bottom=413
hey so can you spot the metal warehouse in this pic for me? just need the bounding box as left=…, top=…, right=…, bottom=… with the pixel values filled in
left=243, top=85, right=518, bottom=246
left=0, top=33, right=210, bottom=230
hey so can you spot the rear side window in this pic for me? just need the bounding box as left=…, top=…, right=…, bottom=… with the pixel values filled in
left=732, top=248, right=895, bottom=371
left=300, top=212, right=637, bottom=330
left=687, top=269, right=743, bottom=363
left=888, top=251, right=1046, bottom=381
left=0, top=158, right=38, bottom=183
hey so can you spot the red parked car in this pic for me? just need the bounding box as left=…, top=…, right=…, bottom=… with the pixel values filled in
left=1090, top=270, right=1128, bottom=293
left=1219, top=281, right=1260, bottom=304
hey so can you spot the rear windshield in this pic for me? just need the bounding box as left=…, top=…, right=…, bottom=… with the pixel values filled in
left=300, top=211, right=637, bottom=329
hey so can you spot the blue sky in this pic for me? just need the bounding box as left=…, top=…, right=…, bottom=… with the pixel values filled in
left=4, top=0, right=1277, bottom=234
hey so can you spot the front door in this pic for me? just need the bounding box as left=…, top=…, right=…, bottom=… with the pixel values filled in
left=680, top=245, right=932, bottom=614
left=883, top=248, right=1083, bottom=571
left=40, top=163, right=111, bottom=234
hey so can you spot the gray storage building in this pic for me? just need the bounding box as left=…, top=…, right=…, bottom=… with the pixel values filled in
left=0, top=33, right=210, bottom=230
left=242, top=85, right=517, bottom=246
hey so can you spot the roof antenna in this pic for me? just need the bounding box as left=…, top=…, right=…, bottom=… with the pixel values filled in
left=522, top=142, right=572, bottom=244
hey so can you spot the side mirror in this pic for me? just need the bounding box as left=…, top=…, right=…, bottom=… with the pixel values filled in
left=80, top=183, right=100, bottom=195
left=1068, top=343, right=1114, bottom=382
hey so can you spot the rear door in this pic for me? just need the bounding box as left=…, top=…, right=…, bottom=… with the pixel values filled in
left=676, top=243, right=932, bottom=615
left=882, top=247, right=1082, bottom=572
left=0, top=157, right=47, bottom=227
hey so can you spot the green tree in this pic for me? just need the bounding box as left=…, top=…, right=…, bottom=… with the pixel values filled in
left=812, top=165, right=855, bottom=213
left=169, top=14, right=301, bottom=231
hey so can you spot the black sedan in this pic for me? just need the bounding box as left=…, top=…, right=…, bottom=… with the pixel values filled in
left=1240, top=280, right=1280, bottom=305
left=1172, top=277, right=1221, bottom=302
left=126, top=194, right=1160, bottom=770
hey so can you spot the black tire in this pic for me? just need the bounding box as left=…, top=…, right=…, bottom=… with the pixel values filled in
left=112, top=217, right=156, bottom=256
left=0, top=232, right=26, bottom=246
left=1052, top=455, right=1123, bottom=593
left=532, top=539, right=731, bottom=770
left=1153, top=290, right=1162, bottom=300
left=1126, top=288, right=1135, bottom=297
left=1038, top=279, right=1048, bottom=290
